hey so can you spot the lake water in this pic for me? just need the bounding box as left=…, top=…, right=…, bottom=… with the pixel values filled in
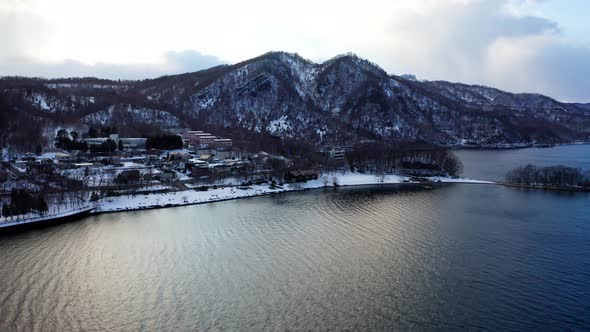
left=455, top=144, right=590, bottom=181
left=0, top=145, right=589, bottom=331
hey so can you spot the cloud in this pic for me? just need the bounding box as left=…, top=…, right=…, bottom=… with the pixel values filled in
left=356, top=0, right=590, bottom=102
left=0, top=0, right=589, bottom=102
left=485, top=34, right=590, bottom=102
left=0, top=10, right=52, bottom=58
left=0, top=50, right=226, bottom=80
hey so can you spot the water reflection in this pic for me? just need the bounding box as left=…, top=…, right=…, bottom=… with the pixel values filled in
left=0, top=183, right=588, bottom=330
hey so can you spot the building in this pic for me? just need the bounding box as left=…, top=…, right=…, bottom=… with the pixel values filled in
left=120, top=138, right=147, bottom=150
left=214, top=149, right=238, bottom=160
left=157, top=170, right=176, bottom=182
left=182, top=131, right=220, bottom=148
left=199, top=154, right=213, bottom=162
left=187, top=159, right=209, bottom=178
left=328, top=148, right=345, bottom=161
left=214, top=138, right=233, bottom=149
left=182, top=130, right=237, bottom=149
left=190, top=165, right=209, bottom=178
left=84, top=134, right=146, bottom=150
left=55, top=152, right=72, bottom=162
left=84, top=134, right=120, bottom=147
left=197, top=135, right=217, bottom=147
left=320, top=147, right=345, bottom=161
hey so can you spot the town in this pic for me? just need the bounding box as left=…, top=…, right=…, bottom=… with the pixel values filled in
left=0, top=127, right=466, bottom=225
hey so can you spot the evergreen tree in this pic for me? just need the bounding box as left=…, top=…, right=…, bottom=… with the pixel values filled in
left=1, top=202, right=8, bottom=219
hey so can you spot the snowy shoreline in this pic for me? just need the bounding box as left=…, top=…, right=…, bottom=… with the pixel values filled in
left=0, top=206, right=94, bottom=230
left=93, top=173, right=494, bottom=214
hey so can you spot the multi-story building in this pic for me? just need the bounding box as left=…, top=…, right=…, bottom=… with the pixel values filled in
left=214, top=138, right=233, bottom=149
left=198, top=135, right=217, bottom=147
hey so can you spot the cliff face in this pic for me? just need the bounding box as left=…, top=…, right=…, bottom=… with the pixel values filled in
left=2, top=51, right=589, bottom=148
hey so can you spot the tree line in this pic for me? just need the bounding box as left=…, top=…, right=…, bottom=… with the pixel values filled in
left=1, top=189, right=48, bottom=220
left=54, top=129, right=88, bottom=151
left=345, top=143, right=463, bottom=176
left=505, top=164, right=590, bottom=188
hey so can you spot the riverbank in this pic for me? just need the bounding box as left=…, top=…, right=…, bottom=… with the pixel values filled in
left=93, top=173, right=494, bottom=214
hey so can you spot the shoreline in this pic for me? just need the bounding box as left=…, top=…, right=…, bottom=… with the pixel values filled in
left=0, top=206, right=94, bottom=233
left=92, top=173, right=494, bottom=215
left=1, top=173, right=496, bottom=232
left=500, top=183, right=590, bottom=193
left=450, top=141, right=590, bottom=151
left=7, top=171, right=588, bottom=233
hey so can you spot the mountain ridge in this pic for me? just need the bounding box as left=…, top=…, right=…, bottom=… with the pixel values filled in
left=1, top=51, right=589, bottom=151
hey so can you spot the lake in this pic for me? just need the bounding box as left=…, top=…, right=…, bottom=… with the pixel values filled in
left=0, top=145, right=589, bottom=331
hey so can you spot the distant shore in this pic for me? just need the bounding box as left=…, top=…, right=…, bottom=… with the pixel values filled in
left=451, top=141, right=590, bottom=150
left=500, top=183, right=590, bottom=193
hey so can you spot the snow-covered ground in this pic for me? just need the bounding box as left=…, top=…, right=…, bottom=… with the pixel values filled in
left=94, top=173, right=494, bottom=213
left=60, top=163, right=162, bottom=187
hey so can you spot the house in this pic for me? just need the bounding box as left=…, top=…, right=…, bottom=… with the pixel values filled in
left=215, top=149, right=238, bottom=160
left=190, top=165, right=209, bottom=177
left=55, top=152, right=72, bottom=162
left=158, top=170, right=176, bottom=182
left=168, top=152, right=191, bottom=163
left=199, top=154, right=213, bottom=162
left=210, top=163, right=231, bottom=175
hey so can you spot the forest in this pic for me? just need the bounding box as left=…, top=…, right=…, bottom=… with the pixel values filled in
left=344, top=143, right=463, bottom=176
left=505, top=164, right=590, bottom=189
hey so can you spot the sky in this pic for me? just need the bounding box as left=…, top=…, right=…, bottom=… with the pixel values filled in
left=1, top=0, right=589, bottom=102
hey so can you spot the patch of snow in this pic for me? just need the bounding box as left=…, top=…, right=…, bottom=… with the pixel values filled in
left=266, top=115, right=293, bottom=137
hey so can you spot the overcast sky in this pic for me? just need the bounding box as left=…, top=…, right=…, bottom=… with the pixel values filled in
left=1, top=0, right=589, bottom=102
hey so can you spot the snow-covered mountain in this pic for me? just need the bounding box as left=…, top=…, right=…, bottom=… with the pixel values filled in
left=1, top=51, right=589, bottom=149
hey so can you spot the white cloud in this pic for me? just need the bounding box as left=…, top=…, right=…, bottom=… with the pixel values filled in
left=485, top=34, right=590, bottom=102
left=0, top=50, right=225, bottom=80
left=0, top=0, right=589, bottom=101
